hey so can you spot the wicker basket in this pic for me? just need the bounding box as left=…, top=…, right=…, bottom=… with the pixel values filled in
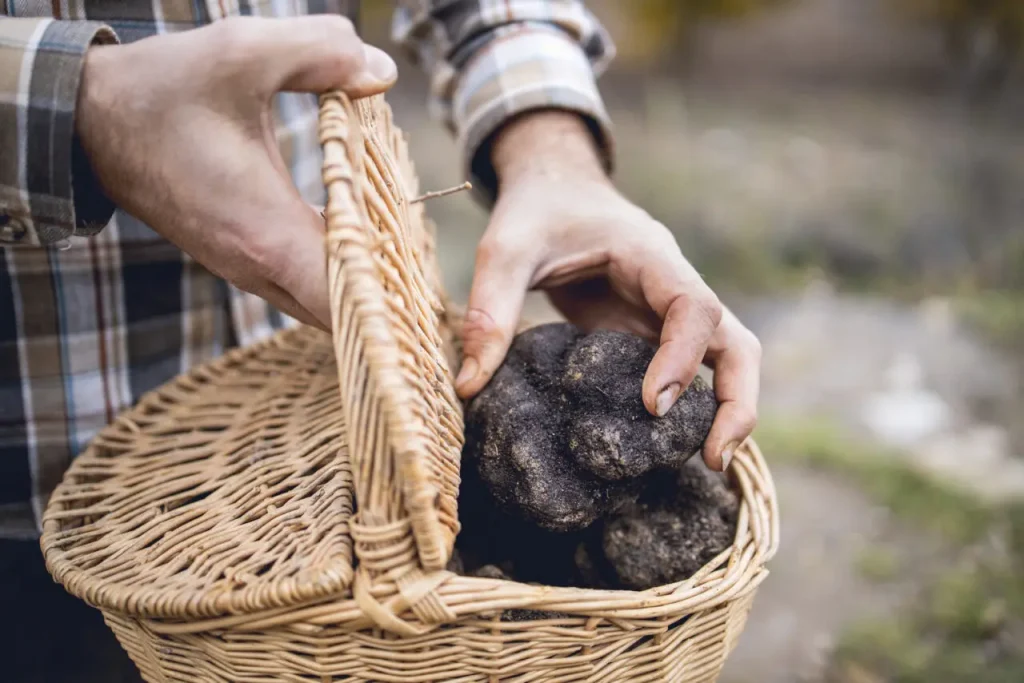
left=41, top=93, right=779, bottom=683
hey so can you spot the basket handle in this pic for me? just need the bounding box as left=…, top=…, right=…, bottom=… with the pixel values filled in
left=319, top=91, right=463, bottom=587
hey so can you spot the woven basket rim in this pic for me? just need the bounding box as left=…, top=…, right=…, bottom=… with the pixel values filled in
left=41, top=321, right=776, bottom=625
left=142, top=430, right=775, bottom=634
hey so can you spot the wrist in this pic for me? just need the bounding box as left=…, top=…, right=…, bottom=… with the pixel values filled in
left=491, top=109, right=608, bottom=189
left=73, top=45, right=121, bottom=227
left=75, top=45, right=115, bottom=153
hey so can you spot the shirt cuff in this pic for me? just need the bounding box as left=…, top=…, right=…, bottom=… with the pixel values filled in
left=0, top=19, right=118, bottom=248
left=452, top=24, right=614, bottom=207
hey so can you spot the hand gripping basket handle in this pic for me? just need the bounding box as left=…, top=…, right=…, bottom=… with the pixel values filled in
left=318, top=91, right=464, bottom=595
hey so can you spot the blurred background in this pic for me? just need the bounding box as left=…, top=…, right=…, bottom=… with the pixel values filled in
left=362, top=1, right=1023, bottom=682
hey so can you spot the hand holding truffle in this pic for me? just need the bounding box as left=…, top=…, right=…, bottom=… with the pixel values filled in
left=455, top=111, right=761, bottom=471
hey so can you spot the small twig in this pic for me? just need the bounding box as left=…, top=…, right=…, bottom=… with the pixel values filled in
left=411, top=181, right=472, bottom=204
left=317, top=181, right=471, bottom=222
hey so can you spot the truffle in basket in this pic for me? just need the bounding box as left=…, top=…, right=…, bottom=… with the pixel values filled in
left=452, top=455, right=739, bottom=592
left=462, top=323, right=718, bottom=532
left=574, top=458, right=739, bottom=590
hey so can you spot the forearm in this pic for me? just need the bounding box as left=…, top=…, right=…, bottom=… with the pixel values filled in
left=0, top=17, right=117, bottom=248
left=391, top=0, right=616, bottom=204
left=491, top=110, right=608, bottom=191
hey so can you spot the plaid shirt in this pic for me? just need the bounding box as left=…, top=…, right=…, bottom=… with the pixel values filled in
left=0, top=0, right=614, bottom=538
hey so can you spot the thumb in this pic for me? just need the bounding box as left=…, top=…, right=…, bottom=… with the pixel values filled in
left=225, top=16, right=397, bottom=98
left=455, top=237, right=535, bottom=399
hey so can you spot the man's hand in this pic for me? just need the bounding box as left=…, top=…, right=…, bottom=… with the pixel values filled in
left=75, top=16, right=398, bottom=329
left=456, top=111, right=761, bottom=472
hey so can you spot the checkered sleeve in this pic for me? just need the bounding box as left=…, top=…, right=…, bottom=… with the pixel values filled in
left=391, top=1, right=616, bottom=205
left=0, top=18, right=118, bottom=248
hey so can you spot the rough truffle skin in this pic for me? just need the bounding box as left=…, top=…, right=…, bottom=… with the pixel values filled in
left=597, top=459, right=739, bottom=591
left=564, top=333, right=717, bottom=481
left=462, top=323, right=718, bottom=532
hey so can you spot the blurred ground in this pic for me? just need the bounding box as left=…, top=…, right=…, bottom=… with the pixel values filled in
left=365, top=0, right=1024, bottom=681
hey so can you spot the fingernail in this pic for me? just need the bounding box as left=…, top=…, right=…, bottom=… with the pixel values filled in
left=363, top=45, right=397, bottom=84
left=455, top=357, right=478, bottom=390
left=656, top=383, right=681, bottom=417
left=721, top=441, right=740, bottom=471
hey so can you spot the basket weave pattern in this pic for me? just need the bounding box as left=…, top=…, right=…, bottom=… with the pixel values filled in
left=41, top=93, right=779, bottom=682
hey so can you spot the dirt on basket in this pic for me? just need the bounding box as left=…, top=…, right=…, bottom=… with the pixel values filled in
left=453, top=323, right=737, bottom=596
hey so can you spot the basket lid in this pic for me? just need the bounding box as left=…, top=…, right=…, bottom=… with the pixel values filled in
left=41, top=93, right=464, bottom=620
left=319, top=92, right=464, bottom=576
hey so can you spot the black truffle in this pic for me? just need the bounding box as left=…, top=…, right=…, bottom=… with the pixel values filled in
left=564, top=333, right=718, bottom=481
left=445, top=549, right=465, bottom=575
left=473, top=564, right=510, bottom=580
left=467, top=564, right=571, bottom=622
left=462, top=323, right=718, bottom=532
left=595, top=459, right=739, bottom=591
left=501, top=608, right=570, bottom=622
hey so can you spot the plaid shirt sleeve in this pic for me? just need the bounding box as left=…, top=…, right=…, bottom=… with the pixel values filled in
left=0, top=18, right=119, bottom=248
left=391, top=0, right=616, bottom=205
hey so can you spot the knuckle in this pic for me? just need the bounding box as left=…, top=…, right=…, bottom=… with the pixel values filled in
left=649, top=219, right=676, bottom=244
left=210, top=17, right=264, bottom=78
left=731, top=323, right=762, bottom=361
left=232, top=273, right=266, bottom=298
left=329, top=45, right=366, bottom=77
left=318, top=18, right=363, bottom=67
left=746, top=332, right=763, bottom=361
left=462, top=307, right=501, bottom=341
left=240, top=229, right=290, bottom=284
left=213, top=16, right=256, bottom=54
left=693, top=289, right=723, bottom=330
left=736, top=406, right=759, bottom=434
left=642, top=219, right=682, bottom=255
left=476, top=232, right=536, bottom=277
left=475, top=236, right=506, bottom=266
left=216, top=255, right=263, bottom=297
left=322, top=14, right=355, bottom=36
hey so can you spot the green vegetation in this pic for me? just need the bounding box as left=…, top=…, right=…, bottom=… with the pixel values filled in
left=855, top=546, right=901, bottom=583
left=753, top=416, right=1024, bottom=683
left=753, top=416, right=997, bottom=543
left=956, top=290, right=1024, bottom=352
left=832, top=557, right=1024, bottom=683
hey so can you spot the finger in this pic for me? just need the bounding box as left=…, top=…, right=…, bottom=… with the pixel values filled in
left=218, top=15, right=397, bottom=98
left=202, top=251, right=324, bottom=331
left=258, top=281, right=326, bottom=331
left=261, top=203, right=333, bottom=329
left=456, top=235, right=536, bottom=399
left=701, top=312, right=761, bottom=471
left=282, top=41, right=398, bottom=98
left=638, top=258, right=723, bottom=418
left=215, top=164, right=332, bottom=331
